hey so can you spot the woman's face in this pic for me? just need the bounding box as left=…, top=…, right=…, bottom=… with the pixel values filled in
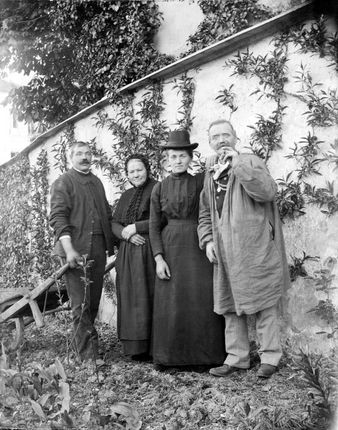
left=127, top=159, right=148, bottom=187
left=168, top=149, right=192, bottom=174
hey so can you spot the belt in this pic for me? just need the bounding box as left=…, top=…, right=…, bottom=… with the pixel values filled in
left=167, top=219, right=197, bottom=225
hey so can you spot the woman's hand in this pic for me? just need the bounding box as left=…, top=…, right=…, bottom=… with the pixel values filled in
left=155, top=255, right=171, bottom=280
left=122, top=224, right=137, bottom=241
left=129, top=234, right=146, bottom=246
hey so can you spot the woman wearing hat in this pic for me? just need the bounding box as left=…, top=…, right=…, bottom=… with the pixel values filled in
left=112, top=153, right=157, bottom=359
left=149, top=130, right=225, bottom=369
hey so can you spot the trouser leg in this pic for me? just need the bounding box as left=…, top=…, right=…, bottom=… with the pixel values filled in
left=223, top=312, right=250, bottom=369
left=87, top=235, right=106, bottom=353
left=256, top=305, right=282, bottom=367
left=64, top=266, right=93, bottom=359
left=63, top=235, right=106, bottom=360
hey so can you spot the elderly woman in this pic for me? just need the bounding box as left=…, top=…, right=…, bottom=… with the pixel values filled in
left=112, top=154, right=157, bottom=359
left=149, top=130, right=225, bottom=369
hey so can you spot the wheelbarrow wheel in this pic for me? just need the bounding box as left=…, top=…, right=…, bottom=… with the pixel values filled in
left=1, top=317, right=25, bottom=353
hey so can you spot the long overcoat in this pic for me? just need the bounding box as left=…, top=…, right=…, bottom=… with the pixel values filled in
left=198, top=153, right=290, bottom=316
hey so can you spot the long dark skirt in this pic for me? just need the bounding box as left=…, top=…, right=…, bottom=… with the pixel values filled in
left=116, top=235, right=155, bottom=356
left=152, top=220, right=225, bottom=366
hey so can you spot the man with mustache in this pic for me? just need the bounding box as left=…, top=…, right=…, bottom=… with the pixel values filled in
left=50, top=141, right=113, bottom=361
left=198, top=119, right=290, bottom=378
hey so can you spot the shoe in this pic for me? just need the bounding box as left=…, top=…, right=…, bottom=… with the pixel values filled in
left=257, top=363, right=277, bottom=378
left=209, top=364, right=242, bottom=377
left=153, top=363, right=166, bottom=372
left=131, top=353, right=152, bottom=362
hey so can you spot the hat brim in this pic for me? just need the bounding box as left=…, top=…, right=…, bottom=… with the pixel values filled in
left=159, top=142, right=199, bottom=150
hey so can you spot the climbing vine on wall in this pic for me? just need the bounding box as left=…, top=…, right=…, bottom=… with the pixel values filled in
left=137, top=82, right=168, bottom=176
left=281, top=64, right=338, bottom=217
left=286, top=16, right=338, bottom=69
left=0, top=0, right=173, bottom=128
left=286, top=132, right=324, bottom=181
left=30, top=148, right=54, bottom=278
left=294, top=65, right=338, bottom=128
left=216, top=84, right=238, bottom=117
left=288, top=252, right=319, bottom=283
left=0, top=150, right=56, bottom=289
left=172, top=71, right=206, bottom=173
left=185, top=0, right=272, bottom=55
left=93, top=81, right=168, bottom=187
left=52, top=124, right=75, bottom=173
left=0, top=156, right=33, bottom=289
left=226, top=45, right=288, bottom=161
left=306, top=257, right=338, bottom=338
left=223, top=17, right=338, bottom=219
left=173, top=72, right=196, bottom=131
left=275, top=173, right=306, bottom=221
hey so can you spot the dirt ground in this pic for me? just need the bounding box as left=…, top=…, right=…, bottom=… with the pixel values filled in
left=0, top=313, right=336, bottom=430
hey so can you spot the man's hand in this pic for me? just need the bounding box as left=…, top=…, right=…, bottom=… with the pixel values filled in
left=65, top=248, right=83, bottom=268
left=60, top=236, right=82, bottom=268
left=122, top=224, right=137, bottom=241
left=206, top=241, right=218, bottom=264
left=129, top=233, right=146, bottom=246
left=155, top=255, right=171, bottom=280
left=219, top=148, right=238, bottom=165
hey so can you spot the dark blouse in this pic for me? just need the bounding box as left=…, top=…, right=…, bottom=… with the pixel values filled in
left=149, top=171, right=205, bottom=257
left=112, top=178, right=157, bottom=243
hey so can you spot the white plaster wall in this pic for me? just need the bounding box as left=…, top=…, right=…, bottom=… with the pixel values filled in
left=20, top=11, right=338, bottom=350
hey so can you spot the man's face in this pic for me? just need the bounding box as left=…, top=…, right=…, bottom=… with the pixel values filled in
left=70, top=144, right=92, bottom=173
left=209, top=122, right=237, bottom=156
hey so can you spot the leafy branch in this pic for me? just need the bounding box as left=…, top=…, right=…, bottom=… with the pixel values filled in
left=306, top=258, right=338, bottom=337
left=293, top=349, right=337, bottom=422
left=247, top=106, right=286, bottom=161
left=294, top=64, right=338, bottom=127
left=276, top=173, right=306, bottom=221
left=304, top=181, right=338, bottom=216
left=173, top=73, right=196, bottom=132
left=93, top=82, right=168, bottom=185
left=286, top=132, right=324, bottom=181
left=185, top=0, right=272, bottom=55
left=30, top=148, right=54, bottom=278
left=51, top=124, right=75, bottom=173
left=288, top=252, right=319, bottom=283
left=215, top=84, right=238, bottom=116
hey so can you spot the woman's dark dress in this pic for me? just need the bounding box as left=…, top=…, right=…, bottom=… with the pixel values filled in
left=149, top=172, right=225, bottom=366
left=112, top=179, right=157, bottom=356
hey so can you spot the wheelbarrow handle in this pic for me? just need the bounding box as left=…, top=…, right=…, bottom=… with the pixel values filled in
left=55, top=262, right=70, bottom=278
left=0, top=264, right=70, bottom=324
left=57, top=257, right=115, bottom=276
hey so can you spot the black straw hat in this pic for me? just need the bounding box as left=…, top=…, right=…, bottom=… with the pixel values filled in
left=159, top=130, right=198, bottom=150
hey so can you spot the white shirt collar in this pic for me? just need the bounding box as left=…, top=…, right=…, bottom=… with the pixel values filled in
left=73, top=166, right=91, bottom=175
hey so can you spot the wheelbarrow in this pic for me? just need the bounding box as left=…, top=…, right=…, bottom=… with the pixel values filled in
left=0, top=259, right=116, bottom=351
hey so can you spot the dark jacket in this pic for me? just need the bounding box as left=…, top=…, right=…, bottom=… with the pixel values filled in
left=49, top=168, right=114, bottom=257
